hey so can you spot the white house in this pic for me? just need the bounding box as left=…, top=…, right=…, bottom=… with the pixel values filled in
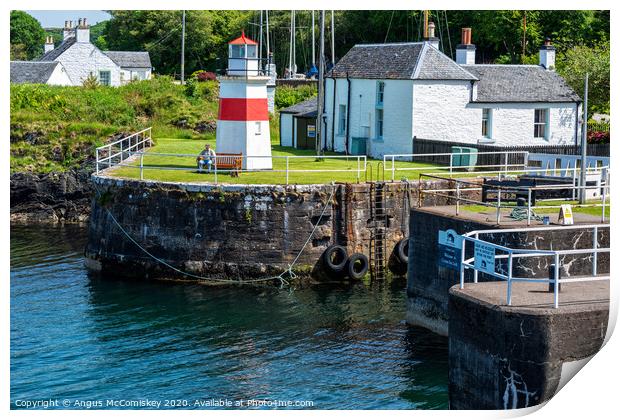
left=36, top=18, right=152, bottom=87
left=10, top=61, right=73, bottom=85
left=319, top=29, right=581, bottom=158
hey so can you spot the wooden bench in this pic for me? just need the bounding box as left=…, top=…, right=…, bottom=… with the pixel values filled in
left=214, top=153, right=242, bottom=177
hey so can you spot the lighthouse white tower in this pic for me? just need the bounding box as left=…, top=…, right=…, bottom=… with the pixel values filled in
left=216, top=31, right=273, bottom=170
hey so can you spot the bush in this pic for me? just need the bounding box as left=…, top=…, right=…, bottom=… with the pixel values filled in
left=274, top=85, right=317, bottom=110
left=587, top=131, right=610, bottom=144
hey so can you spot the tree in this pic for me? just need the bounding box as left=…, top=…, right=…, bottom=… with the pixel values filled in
left=10, top=10, right=46, bottom=60
left=557, top=42, right=610, bottom=114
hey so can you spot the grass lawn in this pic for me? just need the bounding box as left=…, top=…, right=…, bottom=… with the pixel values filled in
left=462, top=199, right=610, bottom=218
left=109, top=136, right=468, bottom=185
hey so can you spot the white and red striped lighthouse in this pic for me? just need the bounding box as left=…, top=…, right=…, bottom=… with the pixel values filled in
left=216, top=31, right=272, bottom=170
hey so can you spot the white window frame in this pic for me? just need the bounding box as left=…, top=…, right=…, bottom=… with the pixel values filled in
left=376, top=81, right=385, bottom=106
left=99, top=70, right=111, bottom=86
left=481, top=108, right=493, bottom=139
left=375, top=108, right=384, bottom=139
left=338, top=104, right=347, bottom=136
left=255, top=121, right=262, bottom=136
left=534, top=108, right=550, bottom=140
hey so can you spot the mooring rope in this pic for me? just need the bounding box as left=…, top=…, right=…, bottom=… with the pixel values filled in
left=508, top=206, right=544, bottom=222
left=92, top=182, right=337, bottom=287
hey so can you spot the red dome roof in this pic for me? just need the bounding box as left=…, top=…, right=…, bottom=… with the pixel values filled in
left=229, top=30, right=258, bottom=45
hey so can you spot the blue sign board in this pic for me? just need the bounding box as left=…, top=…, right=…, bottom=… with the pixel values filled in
left=474, top=242, right=496, bottom=275
left=438, top=229, right=463, bottom=270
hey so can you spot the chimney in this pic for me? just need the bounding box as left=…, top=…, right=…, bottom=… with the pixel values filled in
left=44, top=36, right=54, bottom=53
left=456, top=27, right=476, bottom=65
left=76, top=17, right=90, bottom=43
left=425, top=21, right=440, bottom=49
left=62, top=20, right=74, bottom=41
left=539, top=37, right=556, bottom=70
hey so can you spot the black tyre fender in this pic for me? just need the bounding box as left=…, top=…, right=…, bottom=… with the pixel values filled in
left=322, top=245, right=348, bottom=273
left=347, top=253, right=369, bottom=280
left=396, top=239, right=409, bottom=264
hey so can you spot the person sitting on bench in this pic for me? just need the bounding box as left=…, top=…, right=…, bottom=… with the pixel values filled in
left=196, top=144, right=216, bottom=173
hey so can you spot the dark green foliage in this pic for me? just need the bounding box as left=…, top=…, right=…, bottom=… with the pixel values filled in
left=10, top=10, right=45, bottom=60
left=274, top=85, right=317, bottom=110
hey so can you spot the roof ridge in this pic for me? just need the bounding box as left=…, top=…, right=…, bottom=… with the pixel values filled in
left=355, top=42, right=424, bottom=47
left=411, top=42, right=429, bottom=79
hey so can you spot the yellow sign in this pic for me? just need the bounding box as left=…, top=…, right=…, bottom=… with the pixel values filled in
left=558, top=204, right=574, bottom=225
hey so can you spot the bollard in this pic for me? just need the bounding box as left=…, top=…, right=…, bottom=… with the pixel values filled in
left=548, top=263, right=562, bottom=293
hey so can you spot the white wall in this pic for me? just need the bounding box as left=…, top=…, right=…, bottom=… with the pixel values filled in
left=412, top=80, right=480, bottom=146
left=470, top=103, right=579, bottom=146
left=280, top=113, right=294, bottom=147
left=324, top=78, right=413, bottom=158
left=47, top=63, right=73, bottom=86
left=120, top=68, right=151, bottom=84
left=57, top=43, right=121, bottom=86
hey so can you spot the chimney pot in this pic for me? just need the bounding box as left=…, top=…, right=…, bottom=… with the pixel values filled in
left=83, top=18, right=88, bottom=27
left=428, top=21, right=436, bottom=39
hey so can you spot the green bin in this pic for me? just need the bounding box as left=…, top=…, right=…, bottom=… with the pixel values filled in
left=351, top=137, right=367, bottom=155
left=451, top=146, right=463, bottom=168
left=460, top=147, right=478, bottom=171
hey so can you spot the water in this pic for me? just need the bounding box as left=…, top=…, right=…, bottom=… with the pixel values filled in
left=10, top=224, right=448, bottom=410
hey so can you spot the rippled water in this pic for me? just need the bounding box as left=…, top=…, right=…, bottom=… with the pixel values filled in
left=10, top=224, right=448, bottom=409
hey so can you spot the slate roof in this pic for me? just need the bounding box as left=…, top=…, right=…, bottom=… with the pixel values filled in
left=38, top=36, right=76, bottom=61
left=461, top=65, right=581, bottom=103
left=280, top=96, right=318, bottom=117
left=327, top=42, right=477, bottom=81
left=10, top=61, right=60, bottom=84
left=103, top=51, right=152, bottom=69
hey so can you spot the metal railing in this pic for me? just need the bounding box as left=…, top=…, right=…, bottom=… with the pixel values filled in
left=459, top=224, right=610, bottom=308
left=383, top=151, right=530, bottom=181
left=111, top=151, right=368, bottom=185
left=95, top=127, right=152, bottom=174
left=419, top=167, right=610, bottom=224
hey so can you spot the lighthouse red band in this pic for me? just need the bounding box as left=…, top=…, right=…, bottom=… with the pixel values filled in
left=218, top=98, right=269, bottom=121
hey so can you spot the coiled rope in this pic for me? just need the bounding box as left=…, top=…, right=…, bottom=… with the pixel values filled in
left=93, top=182, right=336, bottom=287
left=508, top=206, right=544, bottom=222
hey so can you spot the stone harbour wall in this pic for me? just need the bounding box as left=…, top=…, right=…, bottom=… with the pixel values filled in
left=85, top=176, right=457, bottom=282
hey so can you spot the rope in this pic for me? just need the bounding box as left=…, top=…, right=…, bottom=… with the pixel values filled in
left=508, top=206, right=544, bottom=222
left=92, top=182, right=337, bottom=287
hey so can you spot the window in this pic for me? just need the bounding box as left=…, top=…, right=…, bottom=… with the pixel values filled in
left=230, top=45, right=245, bottom=58
left=534, top=109, right=549, bottom=139
left=376, top=81, right=385, bottom=105
left=481, top=108, right=492, bottom=138
left=338, top=104, right=347, bottom=135
left=376, top=109, right=384, bottom=139
left=246, top=45, right=257, bottom=58
left=99, top=70, right=111, bottom=86
left=255, top=122, right=262, bottom=135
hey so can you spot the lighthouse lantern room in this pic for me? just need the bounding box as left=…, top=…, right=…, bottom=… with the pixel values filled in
left=216, top=31, right=273, bottom=170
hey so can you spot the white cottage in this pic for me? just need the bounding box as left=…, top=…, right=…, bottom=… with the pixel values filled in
left=320, top=30, right=581, bottom=158
left=37, top=18, right=152, bottom=87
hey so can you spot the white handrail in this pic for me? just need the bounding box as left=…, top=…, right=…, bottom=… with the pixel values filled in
left=95, top=127, right=152, bottom=174
left=458, top=224, right=610, bottom=308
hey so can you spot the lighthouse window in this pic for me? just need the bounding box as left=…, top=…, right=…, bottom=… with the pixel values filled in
left=255, top=122, right=262, bottom=135
left=230, top=45, right=245, bottom=58
left=247, top=45, right=257, bottom=58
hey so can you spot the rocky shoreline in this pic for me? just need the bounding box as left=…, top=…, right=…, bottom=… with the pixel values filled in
left=10, top=167, right=93, bottom=223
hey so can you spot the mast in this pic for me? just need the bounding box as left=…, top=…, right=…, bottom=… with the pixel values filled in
left=265, top=10, right=270, bottom=56
left=293, top=10, right=296, bottom=74
left=330, top=10, right=335, bottom=65
left=259, top=10, right=263, bottom=63
left=311, top=10, right=315, bottom=67
left=181, top=10, right=186, bottom=84
left=317, top=10, right=325, bottom=156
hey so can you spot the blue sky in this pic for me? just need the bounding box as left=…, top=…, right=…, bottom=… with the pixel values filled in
left=25, top=10, right=111, bottom=28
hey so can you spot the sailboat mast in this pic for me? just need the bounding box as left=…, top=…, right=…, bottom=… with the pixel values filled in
left=312, top=10, right=316, bottom=66
left=317, top=10, right=325, bottom=156
left=330, top=10, right=335, bottom=65
left=259, top=10, right=263, bottom=63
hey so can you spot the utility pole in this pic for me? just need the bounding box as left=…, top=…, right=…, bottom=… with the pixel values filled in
left=331, top=10, right=335, bottom=65
left=181, top=10, right=186, bottom=84
left=317, top=10, right=325, bottom=156
left=522, top=12, right=527, bottom=63
left=579, top=73, right=589, bottom=204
